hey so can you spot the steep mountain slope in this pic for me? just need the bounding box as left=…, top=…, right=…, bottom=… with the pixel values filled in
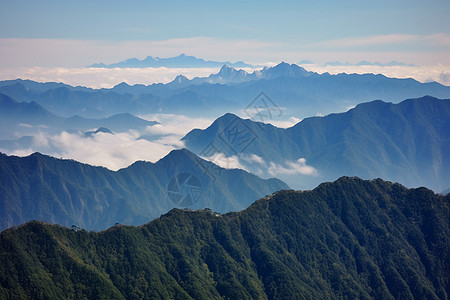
left=0, top=177, right=448, bottom=299
left=183, top=96, right=450, bottom=192
left=0, top=149, right=288, bottom=231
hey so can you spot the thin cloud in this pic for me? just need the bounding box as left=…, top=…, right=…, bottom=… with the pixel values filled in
left=140, top=114, right=214, bottom=138
left=202, top=152, right=319, bottom=177
left=240, top=154, right=265, bottom=165
left=425, top=33, right=450, bottom=46
left=46, top=131, right=175, bottom=170
left=319, top=34, right=418, bottom=48
left=200, top=152, right=248, bottom=171
left=268, top=158, right=318, bottom=176
left=263, top=117, right=302, bottom=128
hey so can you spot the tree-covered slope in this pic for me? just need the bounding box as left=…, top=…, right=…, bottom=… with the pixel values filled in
left=1, top=177, right=448, bottom=299
left=0, top=149, right=288, bottom=232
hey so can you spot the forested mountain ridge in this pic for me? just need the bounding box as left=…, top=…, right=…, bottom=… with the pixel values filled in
left=0, top=177, right=448, bottom=299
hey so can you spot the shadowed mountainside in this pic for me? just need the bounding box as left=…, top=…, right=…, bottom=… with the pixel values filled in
left=183, top=96, right=450, bottom=192
left=0, top=149, right=288, bottom=231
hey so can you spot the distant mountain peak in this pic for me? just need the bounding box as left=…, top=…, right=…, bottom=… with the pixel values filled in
left=113, top=82, right=131, bottom=88
left=160, top=148, right=197, bottom=162
left=174, top=74, right=189, bottom=83
left=88, top=54, right=258, bottom=69
left=217, top=64, right=237, bottom=75
left=84, top=127, right=114, bottom=137
left=95, top=127, right=113, bottom=134
left=260, top=62, right=314, bottom=79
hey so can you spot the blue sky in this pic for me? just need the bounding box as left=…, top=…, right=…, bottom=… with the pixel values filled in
left=2, top=0, right=449, bottom=40
left=1, top=0, right=449, bottom=66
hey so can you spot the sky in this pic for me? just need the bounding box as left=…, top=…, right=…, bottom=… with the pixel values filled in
left=0, top=0, right=449, bottom=69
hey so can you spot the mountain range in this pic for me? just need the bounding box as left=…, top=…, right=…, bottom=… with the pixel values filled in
left=88, top=54, right=257, bottom=69
left=0, top=149, right=288, bottom=232
left=0, top=93, right=158, bottom=145
left=1, top=62, right=450, bottom=119
left=324, top=60, right=416, bottom=67
left=182, top=96, right=450, bottom=193
left=1, top=177, right=448, bottom=299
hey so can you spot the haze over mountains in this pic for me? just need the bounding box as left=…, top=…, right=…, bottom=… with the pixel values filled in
left=0, top=149, right=288, bottom=232
left=322, top=60, right=416, bottom=67
left=1, top=62, right=450, bottom=119
left=183, top=96, right=450, bottom=193
left=0, top=93, right=157, bottom=139
left=88, top=54, right=257, bottom=69
left=1, top=177, right=448, bottom=299
left=1, top=69, right=450, bottom=192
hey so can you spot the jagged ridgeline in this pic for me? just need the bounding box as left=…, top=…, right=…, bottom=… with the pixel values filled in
left=1, top=177, right=448, bottom=299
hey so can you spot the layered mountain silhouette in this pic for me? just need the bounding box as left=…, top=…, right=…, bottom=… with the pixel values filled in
left=1, top=177, right=448, bottom=299
left=2, top=63, right=450, bottom=118
left=0, top=93, right=157, bottom=140
left=0, top=149, right=288, bottom=231
left=88, top=53, right=257, bottom=69
left=169, top=62, right=316, bottom=86
left=183, top=96, right=450, bottom=192
left=324, top=60, right=416, bottom=67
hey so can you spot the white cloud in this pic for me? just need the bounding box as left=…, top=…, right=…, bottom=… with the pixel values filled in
left=201, top=152, right=248, bottom=171
left=263, top=117, right=302, bottom=128
left=140, top=113, right=214, bottom=138
left=32, top=132, right=50, bottom=148
left=345, top=105, right=356, bottom=112
left=268, top=158, right=318, bottom=176
left=2, top=114, right=217, bottom=171
left=41, top=131, right=176, bottom=170
left=2, top=148, right=34, bottom=157
left=202, top=152, right=318, bottom=178
left=240, top=153, right=265, bottom=165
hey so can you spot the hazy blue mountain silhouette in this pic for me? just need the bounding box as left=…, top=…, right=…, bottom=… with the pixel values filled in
left=0, top=93, right=157, bottom=140
left=183, top=96, right=450, bottom=192
left=324, top=60, right=416, bottom=67
left=88, top=53, right=257, bottom=68
left=0, top=149, right=288, bottom=231
left=2, top=63, right=450, bottom=118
